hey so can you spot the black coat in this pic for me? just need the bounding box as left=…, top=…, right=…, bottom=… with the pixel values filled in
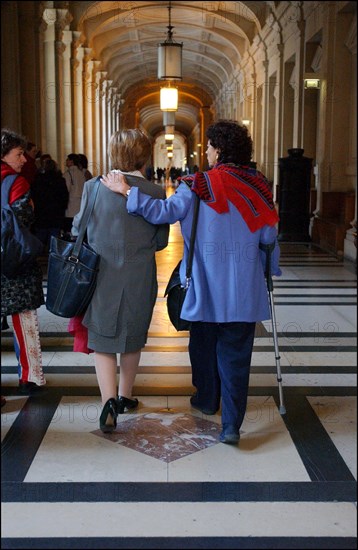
left=31, top=170, right=69, bottom=228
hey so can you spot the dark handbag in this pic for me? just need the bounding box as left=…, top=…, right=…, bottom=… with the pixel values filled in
left=164, top=194, right=200, bottom=331
left=46, top=178, right=101, bottom=318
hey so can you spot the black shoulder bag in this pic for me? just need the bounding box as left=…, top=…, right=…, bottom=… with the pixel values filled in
left=46, top=177, right=101, bottom=318
left=164, top=194, right=200, bottom=331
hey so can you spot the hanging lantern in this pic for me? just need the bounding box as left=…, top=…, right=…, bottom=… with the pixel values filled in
left=157, top=2, right=183, bottom=81
left=163, top=111, right=175, bottom=126
left=160, top=86, right=178, bottom=111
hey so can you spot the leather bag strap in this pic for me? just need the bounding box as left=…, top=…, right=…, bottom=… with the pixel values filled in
left=185, top=193, right=200, bottom=280
left=1, top=174, right=19, bottom=206
left=72, top=177, right=101, bottom=258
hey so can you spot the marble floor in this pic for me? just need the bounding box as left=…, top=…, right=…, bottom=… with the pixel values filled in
left=1, top=217, right=357, bottom=549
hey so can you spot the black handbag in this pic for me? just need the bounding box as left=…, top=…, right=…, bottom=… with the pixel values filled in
left=46, top=178, right=101, bottom=318
left=164, top=194, right=200, bottom=331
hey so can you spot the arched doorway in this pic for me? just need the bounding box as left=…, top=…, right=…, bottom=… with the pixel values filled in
left=153, top=134, right=187, bottom=180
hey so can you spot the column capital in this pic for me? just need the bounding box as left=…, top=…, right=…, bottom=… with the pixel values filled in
left=72, top=31, right=84, bottom=50
left=55, top=40, right=66, bottom=56
left=55, top=8, right=73, bottom=33
left=42, top=8, right=56, bottom=29
left=83, top=47, right=93, bottom=64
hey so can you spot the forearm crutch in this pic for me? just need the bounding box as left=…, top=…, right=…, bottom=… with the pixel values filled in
left=259, top=242, right=286, bottom=415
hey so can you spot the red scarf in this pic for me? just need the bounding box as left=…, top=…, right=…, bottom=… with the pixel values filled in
left=180, top=164, right=278, bottom=232
left=1, top=162, right=29, bottom=203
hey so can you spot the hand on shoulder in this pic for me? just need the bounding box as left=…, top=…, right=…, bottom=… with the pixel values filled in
left=100, top=171, right=130, bottom=196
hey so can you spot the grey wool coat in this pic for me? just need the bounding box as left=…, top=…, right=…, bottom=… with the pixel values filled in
left=72, top=174, right=169, bottom=352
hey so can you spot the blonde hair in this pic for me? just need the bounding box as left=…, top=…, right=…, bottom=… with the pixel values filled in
left=108, top=129, right=151, bottom=171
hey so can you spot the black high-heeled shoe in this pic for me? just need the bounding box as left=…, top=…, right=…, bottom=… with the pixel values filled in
left=117, top=396, right=139, bottom=414
left=99, top=398, right=118, bottom=433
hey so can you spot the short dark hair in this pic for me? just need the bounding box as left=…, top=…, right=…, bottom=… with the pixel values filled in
left=67, top=153, right=80, bottom=166
left=1, top=128, right=27, bottom=158
left=26, top=142, right=36, bottom=152
left=40, top=153, right=52, bottom=165
left=206, top=120, right=253, bottom=165
left=43, top=159, right=57, bottom=172
left=77, top=154, right=88, bottom=169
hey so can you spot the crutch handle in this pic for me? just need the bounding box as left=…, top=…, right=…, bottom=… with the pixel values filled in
left=259, top=242, right=275, bottom=291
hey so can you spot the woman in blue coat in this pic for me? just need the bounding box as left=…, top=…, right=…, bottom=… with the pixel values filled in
left=102, top=120, right=281, bottom=444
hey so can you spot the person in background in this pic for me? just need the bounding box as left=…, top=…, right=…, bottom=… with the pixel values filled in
left=35, top=149, right=42, bottom=171
left=20, top=141, right=38, bottom=186
left=37, top=153, right=52, bottom=173
left=1, top=128, right=46, bottom=395
left=78, top=153, right=93, bottom=181
left=101, top=120, right=281, bottom=445
left=63, top=153, right=86, bottom=234
left=145, top=164, right=154, bottom=181
left=71, top=129, right=169, bottom=433
left=31, top=158, right=69, bottom=252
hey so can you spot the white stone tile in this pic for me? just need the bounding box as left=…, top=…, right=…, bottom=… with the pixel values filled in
left=2, top=502, right=356, bottom=537
left=146, top=337, right=190, bottom=347
left=169, top=433, right=310, bottom=482
left=278, top=266, right=357, bottom=281
left=25, top=397, right=168, bottom=482
left=47, top=351, right=95, bottom=366
left=250, top=373, right=357, bottom=387
left=282, top=351, right=357, bottom=367
left=168, top=397, right=310, bottom=482
left=2, top=370, right=356, bottom=390
left=274, top=288, right=356, bottom=295
left=266, top=305, right=357, bottom=333
left=1, top=351, right=57, bottom=367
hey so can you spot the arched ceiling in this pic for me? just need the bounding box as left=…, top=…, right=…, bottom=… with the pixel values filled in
left=69, top=1, right=271, bottom=138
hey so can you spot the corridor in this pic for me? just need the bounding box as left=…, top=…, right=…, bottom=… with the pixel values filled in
left=1, top=205, right=357, bottom=548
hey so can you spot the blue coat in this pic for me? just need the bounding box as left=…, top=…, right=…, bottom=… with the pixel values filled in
left=127, top=182, right=281, bottom=323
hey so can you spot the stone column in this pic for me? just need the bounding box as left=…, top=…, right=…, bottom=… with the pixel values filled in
left=83, top=49, right=95, bottom=163
left=41, top=8, right=60, bottom=162
left=244, top=69, right=257, bottom=159
left=343, top=16, right=357, bottom=262
left=71, top=33, right=84, bottom=154
left=110, top=87, right=118, bottom=137
left=1, top=2, right=21, bottom=130
left=261, top=59, right=270, bottom=172
left=273, top=43, right=284, bottom=195
left=106, top=81, right=113, bottom=148
left=100, top=77, right=109, bottom=173
left=61, top=28, right=73, bottom=159
left=311, top=6, right=357, bottom=256
left=93, top=63, right=102, bottom=176
left=113, top=93, right=121, bottom=133
left=54, top=9, right=73, bottom=169
left=18, top=2, right=42, bottom=143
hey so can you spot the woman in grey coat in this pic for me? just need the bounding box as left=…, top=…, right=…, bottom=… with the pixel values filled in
left=72, top=129, right=169, bottom=433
